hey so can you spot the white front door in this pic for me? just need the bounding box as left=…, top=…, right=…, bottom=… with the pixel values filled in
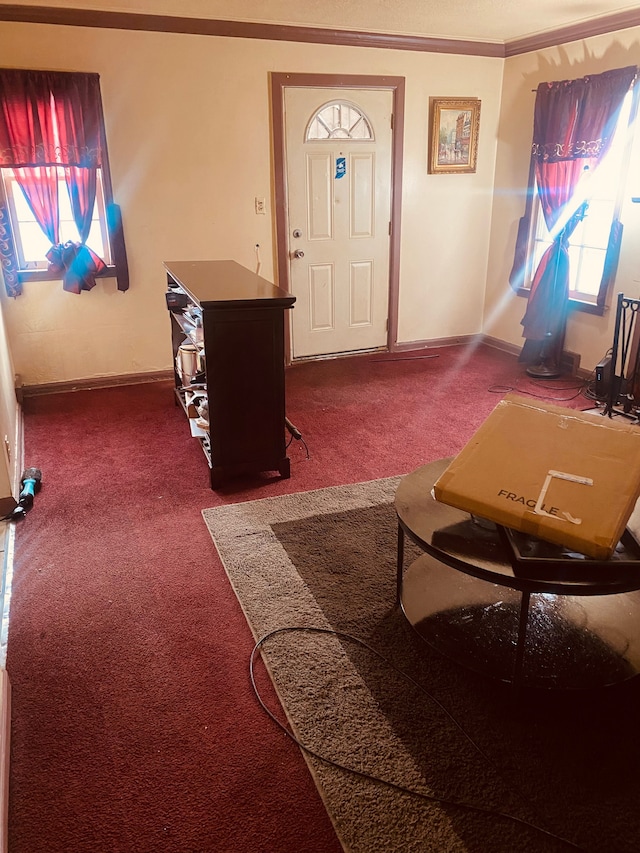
left=284, top=87, right=393, bottom=359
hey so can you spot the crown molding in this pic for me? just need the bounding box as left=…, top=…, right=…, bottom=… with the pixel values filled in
left=0, top=4, right=637, bottom=58
left=506, top=8, right=640, bottom=56
left=0, top=5, right=505, bottom=55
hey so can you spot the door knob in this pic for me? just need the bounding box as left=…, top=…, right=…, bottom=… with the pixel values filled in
left=293, top=249, right=305, bottom=259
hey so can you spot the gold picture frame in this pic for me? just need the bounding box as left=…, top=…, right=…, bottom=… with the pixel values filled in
left=428, top=98, right=481, bottom=174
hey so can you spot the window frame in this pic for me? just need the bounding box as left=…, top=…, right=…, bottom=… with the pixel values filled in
left=305, top=99, right=374, bottom=141
left=2, top=165, right=113, bottom=271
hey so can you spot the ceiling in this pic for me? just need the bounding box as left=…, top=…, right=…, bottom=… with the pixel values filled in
left=205, top=0, right=640, bottom=44
left=4, top=0, right=640, bottom=44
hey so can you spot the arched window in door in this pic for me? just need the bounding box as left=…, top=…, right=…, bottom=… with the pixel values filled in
left=305, top=101, right=374, bottom=141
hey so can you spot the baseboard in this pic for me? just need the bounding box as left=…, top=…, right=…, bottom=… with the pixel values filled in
left=481, top=335, right=583, bottom=377
left=560, top=350, right=582, bottom=377
left=481, top=335, right=524, bottom=360
left=24, top=342, right=483, bottom=392
left=20, top=369, right=174, bottom=398
left=393, top=333, right=483, bottom=352
left=16, top=339, right=587, bottom=397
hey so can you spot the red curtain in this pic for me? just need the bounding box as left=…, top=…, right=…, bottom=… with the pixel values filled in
left=0, top=71, right=61, bottom=252
left=53, top=73, right=101, bottom=244
left=64, top=166, right=97, bottom=243
left=0, top=70, right=58, bottom=164
left=519, top=65, right=637, bottom=366
left=13, top=165, right=59, bottom=245
left=0, top=69, right=105, bottom=294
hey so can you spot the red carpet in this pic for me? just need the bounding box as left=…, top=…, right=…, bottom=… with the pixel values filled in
left=7, top=345, right=592, bottom=852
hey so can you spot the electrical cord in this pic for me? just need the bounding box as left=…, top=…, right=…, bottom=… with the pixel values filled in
left=487, top=362, right=599, bottom=403
left=286, top=432, right=310, bottom=458
left=285, top=418, right=310, bottom=459
left=581, top=381, right=602, bottom=403
left=491, top=350, right=617, bottom=407
left=250, top=626, right=585, bottom=852
left=488, top=380, right=589, bottom=402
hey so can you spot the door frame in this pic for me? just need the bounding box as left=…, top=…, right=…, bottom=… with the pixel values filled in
left=270, top=72, right=405, bottom=362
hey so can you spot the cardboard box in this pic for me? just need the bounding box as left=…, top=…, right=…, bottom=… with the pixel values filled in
left=432, top=394, right=640, bottom=560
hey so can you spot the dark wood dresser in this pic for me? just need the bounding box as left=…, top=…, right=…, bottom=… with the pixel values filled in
left=164, top=260, right=296, bottom=488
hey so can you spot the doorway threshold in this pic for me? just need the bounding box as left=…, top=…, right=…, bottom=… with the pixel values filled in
left=292, top=347, right=387, bottom=364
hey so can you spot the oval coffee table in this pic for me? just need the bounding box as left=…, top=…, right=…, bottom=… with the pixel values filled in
left=395, top=458, right=640, bottom=690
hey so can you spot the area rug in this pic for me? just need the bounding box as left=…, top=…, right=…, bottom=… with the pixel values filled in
left=202, top=479, right=640, bottom=853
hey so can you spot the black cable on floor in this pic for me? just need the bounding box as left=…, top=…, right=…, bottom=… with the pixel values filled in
left=250, top=625, right=585, bottom=852
left=487, top=379, right=590, bottom=402
left=285, top=432, right=310, bottom=459
left=285, top=418, right=310, bottom=459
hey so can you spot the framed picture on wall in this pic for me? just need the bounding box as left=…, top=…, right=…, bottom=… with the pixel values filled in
left=428, top=98, right=481, bottom=174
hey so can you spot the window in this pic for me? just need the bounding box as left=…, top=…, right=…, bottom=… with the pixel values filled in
left=306, top=101, right=373, bottom=141
left=0, top=69, right=128, bottom=296
left=521, top=88, right=637, bottom=311
left=2, top=166, right=112, bottom=269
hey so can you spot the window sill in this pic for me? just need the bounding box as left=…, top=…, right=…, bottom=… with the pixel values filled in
left=17, top=265, right=117, bottom=284
left=516, top=287, right=606, bottom=316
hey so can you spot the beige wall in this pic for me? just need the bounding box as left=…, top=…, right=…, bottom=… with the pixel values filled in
left=0, top=22, right=503, bottom=387
left=0, top=278, right=19, bottom=503
left=4, top=18, right=639, bottom=387
left=486, top=26, right=640, bottom=373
